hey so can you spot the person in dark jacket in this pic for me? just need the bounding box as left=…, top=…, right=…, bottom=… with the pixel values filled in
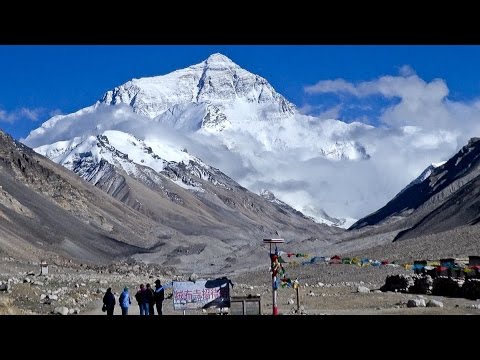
left=103, top=287, right=116, bottom=316
left=144, top=283, right=155, bottom=316
left=154, top=279, right=165, bottom=315
left=135, top=284, right=147, bottom=315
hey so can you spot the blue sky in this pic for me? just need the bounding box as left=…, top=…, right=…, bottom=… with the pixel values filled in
left=2, top=45, right=480, bottom=139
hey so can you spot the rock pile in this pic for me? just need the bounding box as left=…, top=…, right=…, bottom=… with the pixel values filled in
left=409, top=275, right=433, bottom=294
left=380, top=275, right=414, bottom=292
left=431, top=277, right=461, bottom=297
left=461, top=279, right=480, bottom=300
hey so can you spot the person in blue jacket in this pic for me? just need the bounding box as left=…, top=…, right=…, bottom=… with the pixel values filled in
left=118, top=287, right=132, bottom=316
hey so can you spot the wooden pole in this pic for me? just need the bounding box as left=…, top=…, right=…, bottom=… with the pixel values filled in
left=296, top=286, right=300, bottom=312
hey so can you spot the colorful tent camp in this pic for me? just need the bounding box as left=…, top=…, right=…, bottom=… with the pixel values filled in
left=330, top=255, right=342, bottom=264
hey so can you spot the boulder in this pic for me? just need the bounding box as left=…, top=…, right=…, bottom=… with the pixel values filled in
left=407, top=299, right=426, bottom=308
left=53, top=307, right=69, bottom=315
left=357, top=286, right=370, bottom=293
left=426, top=299, right=444, bottom=308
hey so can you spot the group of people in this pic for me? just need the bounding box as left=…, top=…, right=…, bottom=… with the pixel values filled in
left=102, top=279, right=165, bottom=316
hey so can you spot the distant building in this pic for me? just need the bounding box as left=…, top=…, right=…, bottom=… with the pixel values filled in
left=440, top=258, right=455, bottom=267
left=469, top=256, right=480, bottom=267
left=329, top=255, right=341, bottom=264
left=413, top=260, right=427, bottom=274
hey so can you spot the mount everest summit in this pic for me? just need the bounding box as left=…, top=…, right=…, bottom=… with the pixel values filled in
left=25, top=53, right=381, bottom=226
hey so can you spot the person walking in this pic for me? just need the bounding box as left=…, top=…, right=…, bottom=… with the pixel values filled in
left=154, top=279, right=165, bottom=315
left=135, top=284, right=147, bottom=315
left=102, top=287, right=116, bottom=316
left=118, top=287, right=131, bottom=316
left=145, top=283, right=155, bottom=316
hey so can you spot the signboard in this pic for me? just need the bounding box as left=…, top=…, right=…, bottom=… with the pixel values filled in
left=173, top=278, right=231, bottom=310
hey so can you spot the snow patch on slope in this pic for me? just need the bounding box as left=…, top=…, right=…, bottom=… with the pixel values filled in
left=404, top=160, right=448, bottom=190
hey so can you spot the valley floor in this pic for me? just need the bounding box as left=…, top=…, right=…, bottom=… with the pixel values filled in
left=1, top=257, right=479, bottom=315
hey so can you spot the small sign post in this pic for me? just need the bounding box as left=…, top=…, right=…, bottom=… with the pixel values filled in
left=293, top=279, right=300, bottom=312
left=263, top=238, right=284, bottom=316
left=40, top=262, right=48, bottom=276
left=296, top=286, right=300, bottom=311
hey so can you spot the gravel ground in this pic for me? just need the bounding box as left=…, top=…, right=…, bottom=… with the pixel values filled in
left=1, top=257, right=479, bottom=315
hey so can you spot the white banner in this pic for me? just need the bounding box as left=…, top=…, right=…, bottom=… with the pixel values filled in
left=173, top=279, right=231, bottom=310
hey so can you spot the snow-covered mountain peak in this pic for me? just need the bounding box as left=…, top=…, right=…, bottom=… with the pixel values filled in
left=204, top=53, right=239, bottom=68
left=99, top=53, right=296, bottom=120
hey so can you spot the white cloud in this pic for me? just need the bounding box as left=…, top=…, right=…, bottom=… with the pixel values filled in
left=305, top=78, right=358, bottom=95
left=298, top=103, right=315, bottom=115
left=49, top=109, right=63, bottom=117
left=304, top=68, right=479, bottom=142
left=316, top=104, right=342, bottom=120
left=298, top=103, right=342, bottom=119
left=290, top=67, right=480, bottom=218
left=21, top=68, right=480, bottom=222
left=398, top=64, right=416, bottom=77
left=21, top=101, right=465, bottom=221
left=0, top=107, right=45, bottom=123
